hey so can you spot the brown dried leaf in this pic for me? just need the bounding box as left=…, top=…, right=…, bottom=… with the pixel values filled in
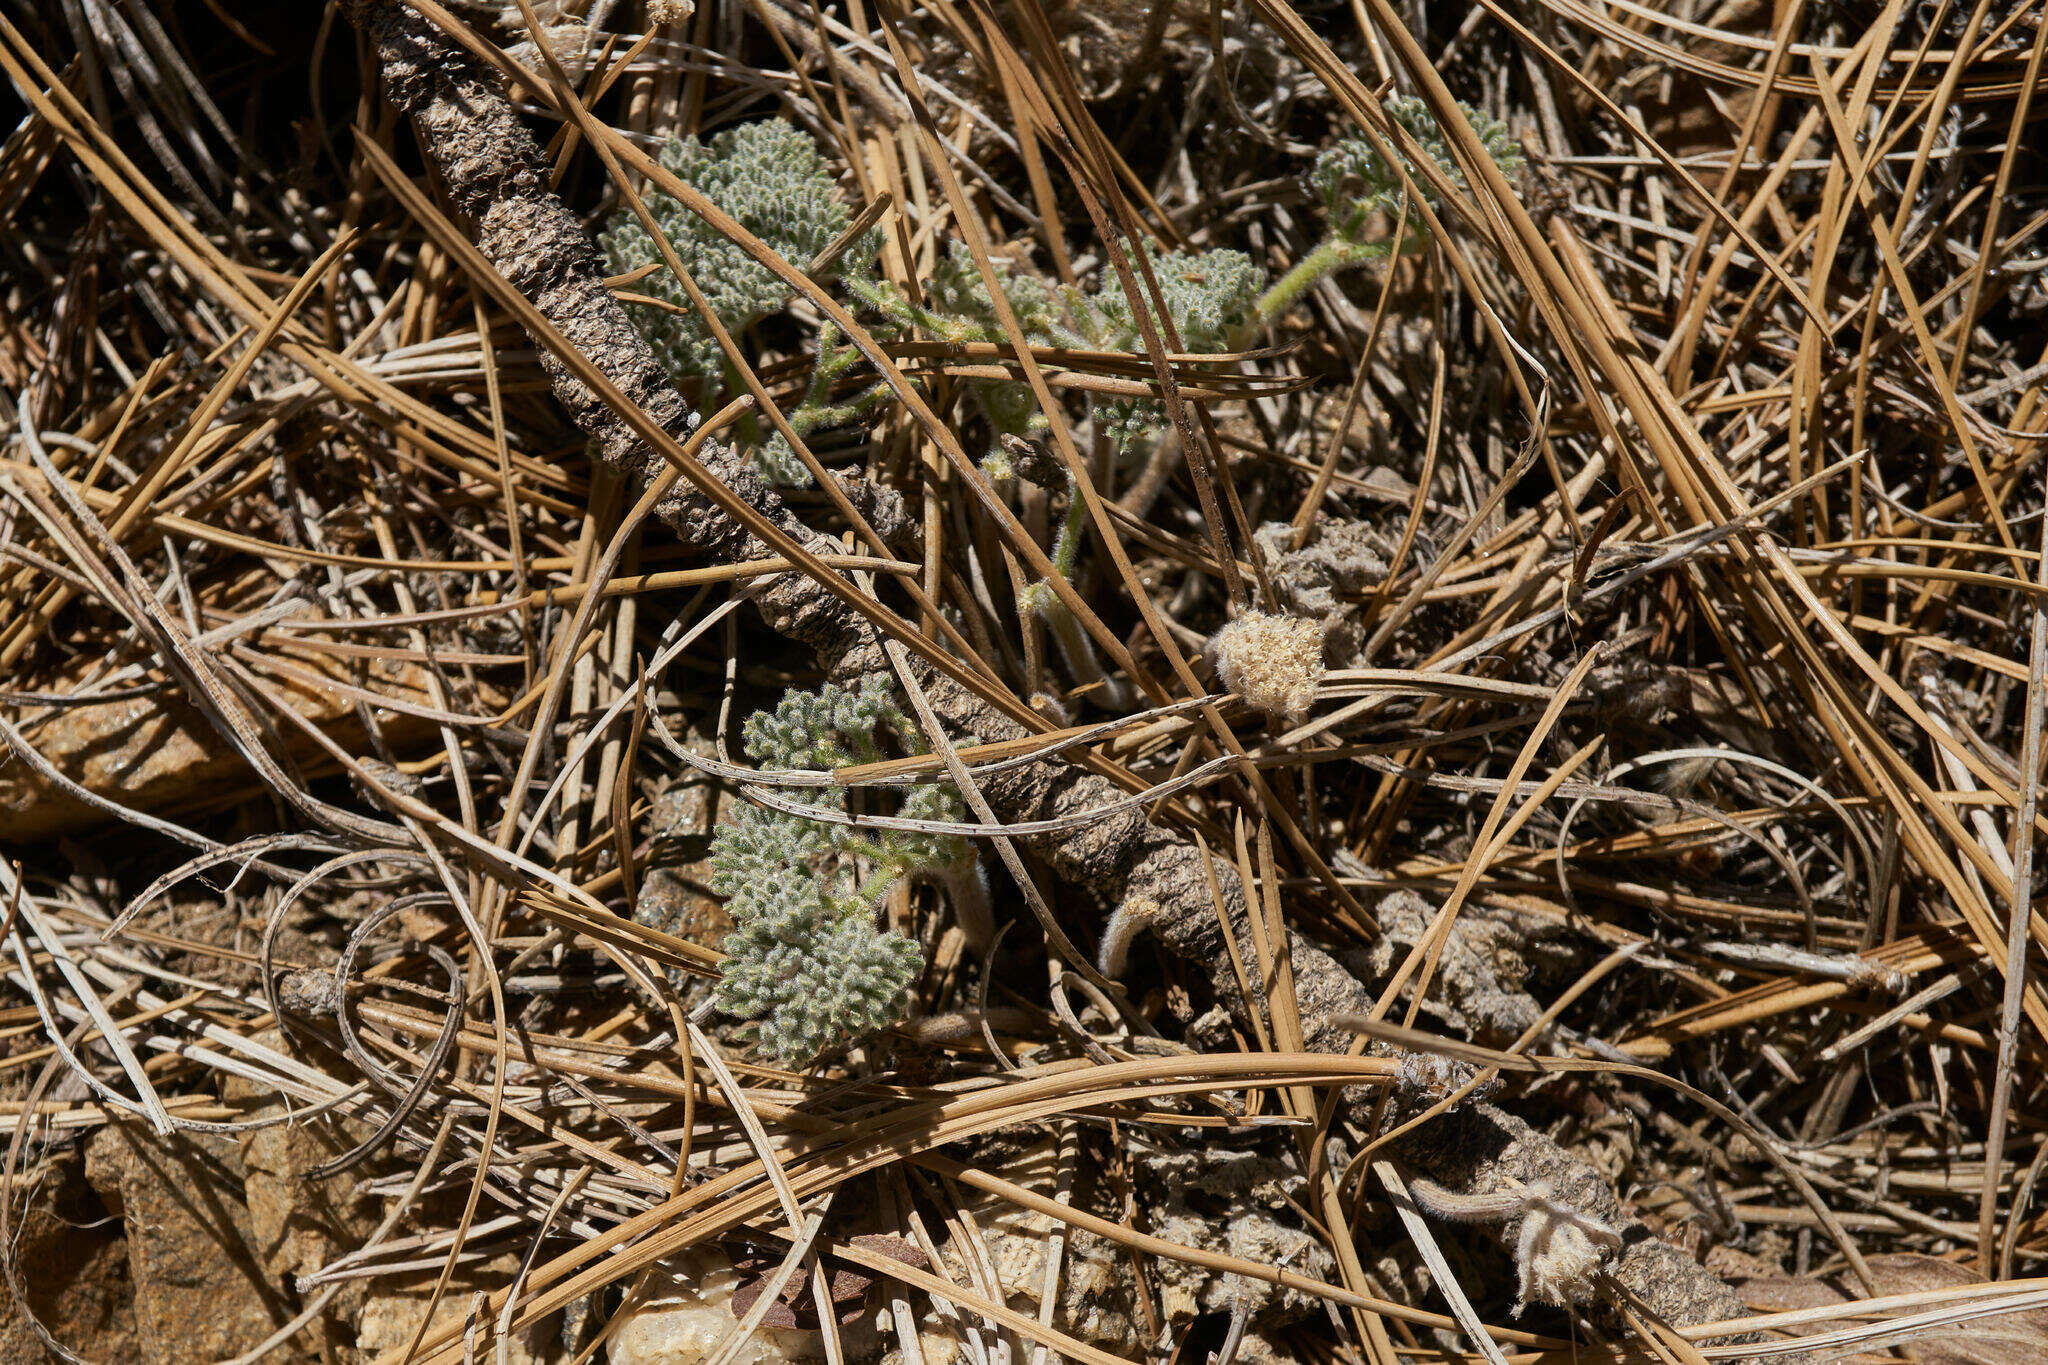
left=728, top=1239, right=922, bottom=1330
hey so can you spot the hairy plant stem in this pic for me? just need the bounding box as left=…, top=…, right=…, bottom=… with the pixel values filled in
left=342, top=0, right=1754, bottom=1332
left=1023, top=478, right=1131, bottom=710
left=1250, top=234, right=1373, bottom=331
left=1022, top=582, right=1129, bottom=714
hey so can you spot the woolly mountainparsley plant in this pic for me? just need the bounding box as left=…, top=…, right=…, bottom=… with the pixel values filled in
left=602, top=109, right=1518, bottom=711
left=849, top=240, right=1266, bottom=714
left=849, top=240, right=1082, bottom=458
left=849, top=238, right=1265, bottom=464
left=601, top=105, right=1517, bottom=484
left=695, top=678, right=977, bottom=1063
left=1257, top=96, right=1523, bottom=326
left=1082, top=243, right=1265, bottom=455
left=599, top=119, right=883, bottom=486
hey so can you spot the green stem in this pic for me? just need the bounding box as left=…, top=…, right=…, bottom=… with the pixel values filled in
left=1050, top=471, right=1089, bottom=579
left=1016, top=475, right=1132, bottom=708
left=1249, top=235, right=1368, bottom=335
left=1033, top=586, right=1130, bottom=711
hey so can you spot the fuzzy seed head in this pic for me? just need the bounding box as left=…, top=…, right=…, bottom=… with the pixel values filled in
left=276, top=968, right=343, bottom=1020
left=1212, top=611, right=1325, bottom=724
left=1393, top=1051, right=1499, bottom=1112
left=1510, top=1184, right=1623, bottom=1313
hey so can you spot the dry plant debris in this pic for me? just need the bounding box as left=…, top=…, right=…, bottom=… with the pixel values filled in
left=1, top=0, right=2046, bottom=1362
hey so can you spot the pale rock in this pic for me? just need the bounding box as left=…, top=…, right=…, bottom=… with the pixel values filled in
left=355, top=1257, right=565, bottom=1365
left=887, top=1142, right=1133, bottom=1365
left=609, top=1248, right=847, bottom=1365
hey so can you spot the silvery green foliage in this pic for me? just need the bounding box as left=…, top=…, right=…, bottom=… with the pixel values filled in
left=923, top=241, right=1078, bottom=347
left=712, top=879, right=926, bottom=1063
left=1086, top=245, right=1264, bottom=455
left=1089, top=245, right=1266, bottom=353
left=704, top=678, right=970, bottom=1061
left=851, top=242, right=1086, bottom=458
left=742, top=674, right=899, bottom=772
left=850, top=237, right=1265, bottom=461
left=752, top=320, right=884, bottom=487
left=599, top=120, right=867, bottom=381
left=754, top=431, right=812, bottom=486
left=1311, top=97, right=1523, bottom=243
left=599, top=121, right=881, bottom=486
